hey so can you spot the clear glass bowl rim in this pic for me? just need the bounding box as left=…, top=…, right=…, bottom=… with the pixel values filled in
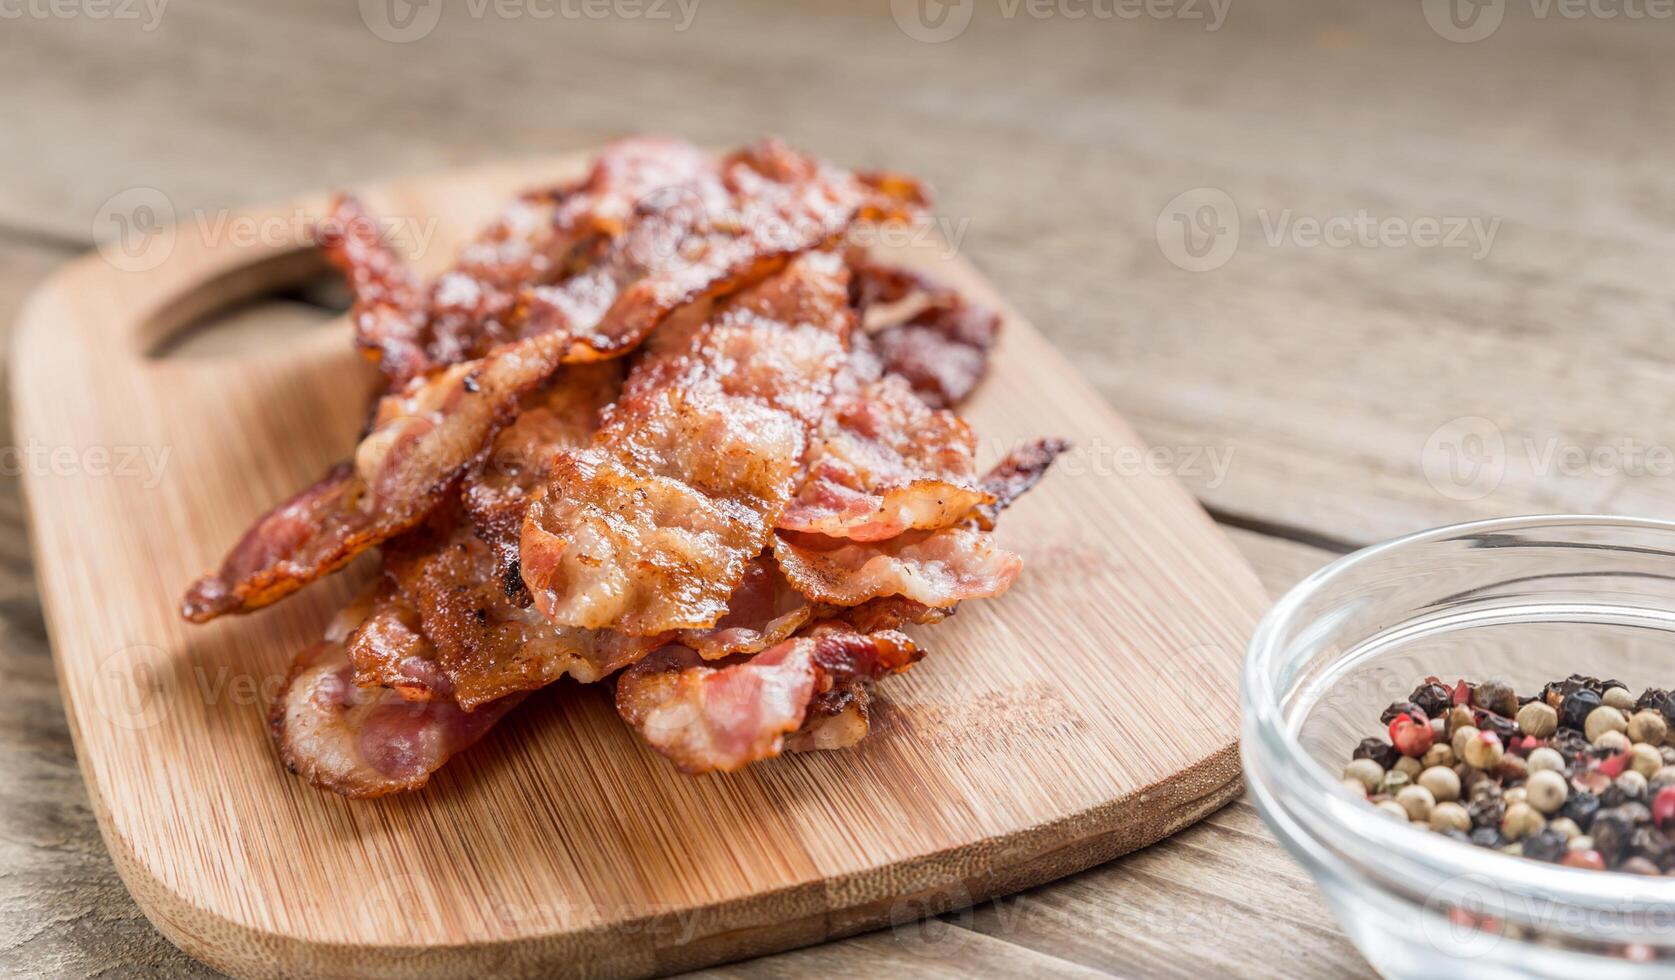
left=1242, top=513, right=1675, bottom=922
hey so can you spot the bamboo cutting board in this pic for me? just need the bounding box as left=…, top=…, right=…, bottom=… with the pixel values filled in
left=11, top=152, right=1269, bottom=979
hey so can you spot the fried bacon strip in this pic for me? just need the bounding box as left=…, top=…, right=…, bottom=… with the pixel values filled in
left=775, top=373, right=991, bottom=542
left=850, top=259, right=1001, bottom=410
left=460, top=361, right=623, bottom=584
left=614, top=626, right=921, bottom=774
left=974, top=436, right=1073, bottom=528
left=785, top=678, right=873, bottom=754
left=181, top=334, right=576, bottom=622
left=426, top=137, right=718, bottom=368
left=270, top=587, right=523, bottom=798
left=352, top=522, right=661, bottom=709
left=772, top=439, right=1069, bottom=608
left=182, top=141, right=920, bottom=623
left=520, top=251, right=853, bottom=636
left=318, top=196, right=431, bottom=384
left=353, top=524, right=822, bottom=710
left=773, top=525, right=1022, bottom=608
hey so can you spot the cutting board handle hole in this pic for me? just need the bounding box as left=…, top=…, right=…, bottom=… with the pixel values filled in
left=142, top=248, right=348, bottom=359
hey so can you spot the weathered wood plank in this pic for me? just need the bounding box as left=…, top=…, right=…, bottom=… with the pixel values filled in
left=690, top=923, right=1110, bottom=980
left=3, top=0, right=1671, bottom=549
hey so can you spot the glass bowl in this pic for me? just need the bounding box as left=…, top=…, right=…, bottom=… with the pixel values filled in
left=1243, top=515, right=1675, bottom=978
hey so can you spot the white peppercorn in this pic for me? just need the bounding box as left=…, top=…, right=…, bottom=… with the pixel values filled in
left=1429, top=801, right=1471, bottom=833
left=1618, top=769, right=1649, bottom=797
left=1603, top=686, right=1636, bottom=712
left=1501, top=801, right=1545, bottom=841
left=1451, top=724, right=1480, bottom=759
left=1526, top=769, right=1568, bottom=814
left=1526, top=746, right=1566, bottom=774
left=1463, top=731, right=1504, bottom=770
left=1631, top=743, right=1663, bottom=779
left=1585, top=705, right=1628, bottom=743
left=1376, top=800, right=1409, bottom=821
left=1418, top=765, right=1461, bottom=802
left=1628, top=710, right=1668, bottom=747
left=1568, top=834, right=1595, bottom=853
left=1548, top=817, right=1581, bottom=841
left=1422, top=743, right=1455, bottom=770
left=1343, top=757, right=1384, bottom=790
left=1595, top=730, right=1631, bottom=753
left=1397, top=785, right=1436, bottom=822
left=1395, top=755, right=1423, bottom=779
left=1517, top=700, right=1558, bottom=738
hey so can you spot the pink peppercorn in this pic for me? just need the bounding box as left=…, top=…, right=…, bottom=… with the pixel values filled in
left=1389, top=714, right=1434, bottom=757
left=1598, top=750, right=1630, bottom=778
left=1562, top=850, right=1606, bottom=871
left=1654, top=787, right=1675, bottom=829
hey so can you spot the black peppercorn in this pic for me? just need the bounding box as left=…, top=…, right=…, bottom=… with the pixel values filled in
left=1469, top=826, right=1505, bottom=849
left=1560, top=689, right=1604, bottom=732
left=1602, top=783, right=1631, bottom=808
left=1549, top=729, right=1591, bottom=765
left=1592, top=809, right=1635, bottom=861
left=1616, top=801, right=1652, bottom=826
left=1410, top=681, right=1453, bottom=720
left=1631, top=827, right=1670, bottom=866
left=1637, top=688, right=1670, bottom=715
left=1467, top=796, right=1506, bottom=830
left=1560, top=790, right=1600, bottom=829
left=1381, top=701, right=1428, bottom=726
left=1622, top=857, right=1662, bottom=876
left=1353, top=737, right=1399, bottom=771
left=1521, top=829, right=1567, bottom=863
left=1476, top=712, right=1519, bottom=742
left=1473, top=679, right=1517, bottom=718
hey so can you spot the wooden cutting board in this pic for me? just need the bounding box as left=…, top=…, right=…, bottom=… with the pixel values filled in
left=10, top=151, right=1269, bottom=979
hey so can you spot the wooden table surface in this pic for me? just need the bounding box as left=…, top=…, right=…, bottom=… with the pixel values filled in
left=2, top=0, right=1670, bottom=976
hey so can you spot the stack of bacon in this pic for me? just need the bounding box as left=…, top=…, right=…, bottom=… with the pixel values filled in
left=179, top=138, right=1065, bottom=798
